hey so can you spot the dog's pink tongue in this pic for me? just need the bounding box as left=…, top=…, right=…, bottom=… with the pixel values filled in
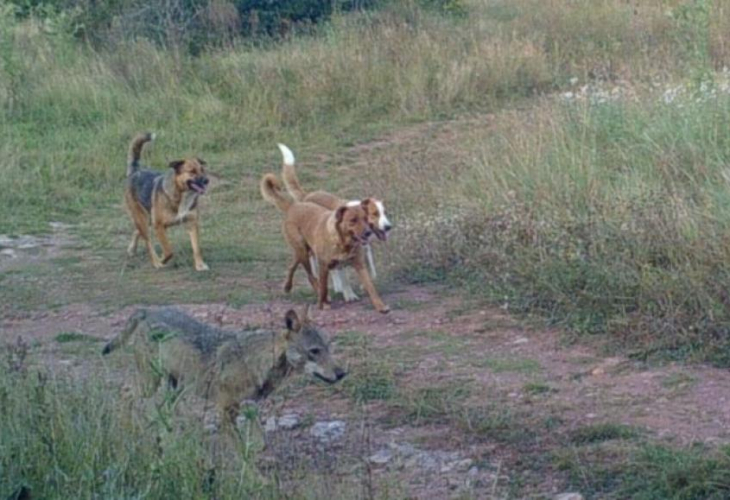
left=192, top=184, right=205, bottom=194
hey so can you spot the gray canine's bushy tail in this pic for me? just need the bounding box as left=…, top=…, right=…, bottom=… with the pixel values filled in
left=102, top=309, right=147, bottom=355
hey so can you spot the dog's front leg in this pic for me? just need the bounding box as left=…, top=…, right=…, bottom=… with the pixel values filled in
left=127, top=229, right=140, bottom=257
left=353, top=256, right=389, bottom=313
left=186, top=219, right=209, bottom=271
left=318, top=264, right=331, bottom=310
left=365, top=245, right=377, bottom=280
left=338, top=269, right=360, bottom=302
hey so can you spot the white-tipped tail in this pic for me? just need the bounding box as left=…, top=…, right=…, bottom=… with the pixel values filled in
left=278, top=143, right=295, bottom=166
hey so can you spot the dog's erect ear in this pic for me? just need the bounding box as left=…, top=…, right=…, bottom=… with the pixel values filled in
left=301, top=304, right=311, bottom=324
left=168, top=160, right=186, bottom=173
left=335, top=206, right=348, bottom=223
left=361, top=198, right=371, bottom=210
left=285, top=309, right=301, bottom=336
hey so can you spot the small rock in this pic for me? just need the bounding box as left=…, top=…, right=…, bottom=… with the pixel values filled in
left=555, top=494, right=584, bottom=500
left=390, top=442, right=416, bottom=457
left=453, top=459, right=474, bottom=472
left=310, top=420, right=346, bottom=443
left=1, top=248, right=17, bottom=258
left=586, top=413, right=597, bottom=419
left=368, top=449, right=393, bottom=465
left=278, top=414, right=300, bottom=430
left=468, top=466, right=479, bottom=476
left=591, top=367, right=605, bottom=376
left=264, top=417, right=278, bottom=433
left=512, top=337, right=529, bottom=345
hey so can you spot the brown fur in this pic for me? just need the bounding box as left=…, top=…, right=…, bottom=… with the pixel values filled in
left=282, top=156, right=388, bottom=239
left=124, top=133, right=210, bottom=271
left=261, top=174, right=389, bottom=313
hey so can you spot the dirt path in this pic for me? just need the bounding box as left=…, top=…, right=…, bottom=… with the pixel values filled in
left=4, top=267, right=730, bottom=498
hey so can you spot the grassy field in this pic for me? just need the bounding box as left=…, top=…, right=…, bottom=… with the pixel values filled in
left=4, top=0, right=730, bottom=498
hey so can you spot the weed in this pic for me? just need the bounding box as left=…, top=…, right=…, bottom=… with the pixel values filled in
left=570, top=423, right=640, bottom=445
left=54, top=332, right=100, bottom=343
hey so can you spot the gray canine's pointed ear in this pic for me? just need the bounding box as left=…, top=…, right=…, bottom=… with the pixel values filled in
left=285, top=309, right=301, bottom=339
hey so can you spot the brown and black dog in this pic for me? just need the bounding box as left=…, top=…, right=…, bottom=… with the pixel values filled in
left=260, top=174, right=390, bottom=313
left=124, top=132, right=210, bottom=271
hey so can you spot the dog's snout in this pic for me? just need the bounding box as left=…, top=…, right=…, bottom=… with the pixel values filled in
left=384, top=223, right=392, bottom=232
left=334, top=367, right=347, bottom=380
left=201, top=177, right=209, bottom=185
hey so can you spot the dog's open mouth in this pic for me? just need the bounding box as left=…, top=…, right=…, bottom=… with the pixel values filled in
left=314, top=372, right=339, bottom=384
left=187, top=178, right=208, bottom=194
left=373, top=228, right=389, bottom=242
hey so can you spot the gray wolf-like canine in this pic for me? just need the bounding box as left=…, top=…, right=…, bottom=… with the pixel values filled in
left=102, top=307, right=345, bottom=424
left=278, top=144, right=391, bottom=303
left=260, top=173, right=390, bottom=313
left=124, top=132, right=210, bottom=271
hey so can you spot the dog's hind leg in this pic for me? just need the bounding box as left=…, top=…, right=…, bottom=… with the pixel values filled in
left=284, top=258, right=299, bottom=293
left=285, top=249, right=320, bottom=294
left=366, top=245, right=377, bottom=280
left=301, top=255, right=320, bottom=294
left=128, top=200, right=163, bottom=268
left=309, top=255, right=319, bottom=277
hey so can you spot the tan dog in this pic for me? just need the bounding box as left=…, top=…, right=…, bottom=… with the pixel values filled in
left=260, top=174, right=390, bottom=313
left=278, top=144, right=391, bottom=302
left=124, top=132, right=210, bottom=271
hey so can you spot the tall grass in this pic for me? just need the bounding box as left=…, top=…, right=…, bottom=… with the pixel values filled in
left=381, top=83, right=730, bottom=363
left=4, top=0, right=729, bottom=231
left=0, top=366, right=271, bottom=499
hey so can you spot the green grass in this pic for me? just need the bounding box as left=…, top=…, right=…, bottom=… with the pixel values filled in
left=555, top=443, right=730, bottom=500
left=392, top=382, right=472, bottom=426
left=0, top=369, right=273, bottom=499
left=523, top=382, right=555, bottom=395
left=477, top=357, right=541, bottom=374
left=54, top=332, right=101, bottom=343
left=569, top=423, right=640, bottom=445
left=5, top=1, right=730, bottom=498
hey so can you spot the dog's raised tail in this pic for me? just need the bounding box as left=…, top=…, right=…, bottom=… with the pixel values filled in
left=102, top=309, right=146, bottom=355
left=127, top=132, right=156, bottom=176
left=279, top=143, right=306, bottom=201
left=261, top=174, right=292, bottom=212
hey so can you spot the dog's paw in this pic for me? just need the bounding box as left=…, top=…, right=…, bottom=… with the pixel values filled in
left=152, top=260, right=165, bottom=269
left=196, top=262, right=210, bottom=272
left=378, top=305, right=391, bottom=314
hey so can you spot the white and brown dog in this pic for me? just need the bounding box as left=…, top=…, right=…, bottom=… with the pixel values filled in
left=260, top=174, right=390, bottom=313
left=278, top=144, right=391, bottom=302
